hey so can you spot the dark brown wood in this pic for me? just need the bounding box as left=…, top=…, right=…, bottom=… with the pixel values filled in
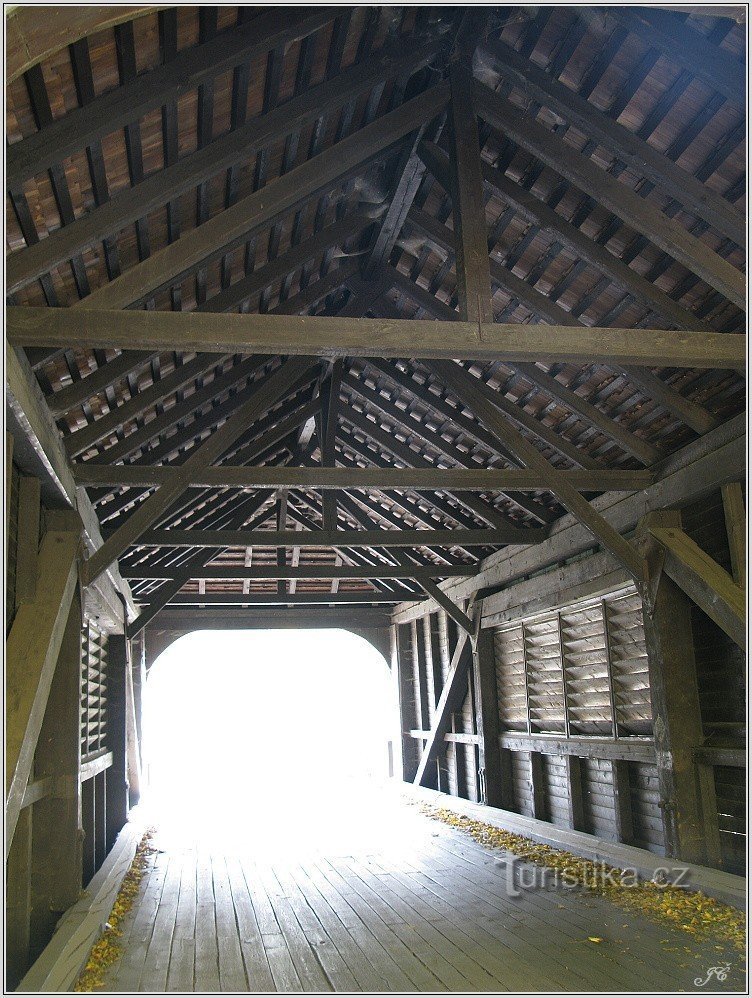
left=413, top=631, right=473, bottom=787
left=473, top=81, right=745, bottom=308
left=418, top=140, right=720, bottom=335
left=73, top=464, right=651, bottom=492
left=121, top=565, right=477, bottom=581
left=447, top=59, right=493, bottom=324
left=131, top=526, right=545, bottom=549
left=29, top=591, right=83, bottom=962
left=70, top=83, right=449, bottom=311
left=6, top=528, right=81, bottom=856
left=429, top=360, right=647, bottom=582
left=7, top=8, right=337, bottom=187
left=82, top=357, right=317, bottom=586
left=638, top=511, right=708, bottom=865
left=14, top=475, right=41, bottom=605
left=649, top=525, right=745, bottom=650
left=479, top=37, right=745, bottom=245
left=8, top=308, right=743, bottom=371
left=471, top=625, right=505, bottom=808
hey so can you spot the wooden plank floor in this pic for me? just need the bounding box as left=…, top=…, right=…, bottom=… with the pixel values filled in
left=100, top=787, right=746, bottom=992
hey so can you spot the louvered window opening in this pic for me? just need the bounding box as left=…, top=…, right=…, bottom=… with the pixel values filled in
left=495, top=588, right=651, bottom=739
left=80, top=623, right=108, bottom=761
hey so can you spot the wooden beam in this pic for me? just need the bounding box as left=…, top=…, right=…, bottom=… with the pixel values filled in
left=6, top=8, right=336, bottom=186
left=447, top=58, right=493, bottom=324
left=398, top=413, right=746, bottom=621
left=419, top=141, right=720, bottom=335
left=10, top=308, right=741, bottom=370
left=473, top=81, right=745, bottom=308
left=609, top=7, right=745, bottom=108
left=649, top=525, right=746, bottom=650
left=639, top=511, right=710, bottom=864
left=429, top=360, right=647, bottom=582
left=166, top=592, right=408, bottom=606
left=471, top=623, right=505, bottom=807
left=413, top=631, right=474, bottom=787
left=67, top=83, right=448, bottom=311
left=122, top=565, right=477, bottom=581
left=513, top=363, right=662, bottom=466
left=413, top=575, right=473, bottom=636
left=320, top=360, right=343, bottom=532
left=498, top=733, right=656, bottom=764
left=29, top=592, right=84, bottom=956
left=721, top=482, right=746, bottom=588
left=6, top=345, right=136, bottom=628
left=131, top=527, right=525, bottom=549
left=6, top=529, right=80, bottom=855
left=81, top=357, right=317, bottom=586
left=14, top=476, right=41, bottom=606
left=478, top=38, right=745, bottom=245
left=8, top=33, right=445, bottom=293
left=73, top=464, right=651, bottom=492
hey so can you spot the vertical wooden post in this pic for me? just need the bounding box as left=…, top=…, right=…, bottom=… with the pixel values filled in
left=6, top=808, right=32, bottom=989
left=638, top=510, right=707, bottom=864
left=392, top=625, right=419, bottom=782
left=610, top=760, right=634, bottom=845
left=106, top=635, right=130, bottom=850
left=721, top=482, right=745, bottom=588
left=564, top=755, right=585, bottom=831
left=530, top=752, right=547, bottom=821
left=471, top=626, right=505, bottom=808
left=29, top=591, right=83, bottom=961
left=447, top=56, right=494, bottom=325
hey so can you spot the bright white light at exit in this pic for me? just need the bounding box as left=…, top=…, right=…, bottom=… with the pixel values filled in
left=142, top=629, right=399, bottom=851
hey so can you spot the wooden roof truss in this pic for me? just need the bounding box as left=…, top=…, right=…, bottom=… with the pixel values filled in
left=5, top=6, right=746, bottom=632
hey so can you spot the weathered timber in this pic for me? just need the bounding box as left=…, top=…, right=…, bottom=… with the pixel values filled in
left=609, top=7, right=744, bottom=107
left=14, top=476, right=41, bottom=605
left=419, top=140, right=719, bottom=334
left=430, top=360, right=647, bottom=582
left=121, top=565, right=477, bottom=581
left=721, top=482, right=746, bottom=588
left=6, top=345, right=136, bottom=627
left=473, top=81, right=746, bottom=308
left=72, top=465, right=652, bottom=491
left=638, top=511, right=709, bottom=865
left=6, top=8, right=337, bottom=186
left=29, top=592, right=83, bottom=959
left=393, top=413, right=746, bottom=621
left=124, top=526, right=536, bottom=551
left=413, top=630, right=474, bottom=788
left=447, top=58, right=494, bottom=324
left=8, top=35, right=445, bottom=293
left=6, top=529, right=81, bottom=856
left=82, top=357, right=317, bottom=586
left=471, top=624, right=505, bottom=807
left=479, top=37, right=745, bottom=245
left=8, top=308, right=743, bottom=370
left=498, top=733, right=656, bottom=764
left=165, top=592, right=407, bottom=606
left=69, top=83, right=449, bottom=310
left=649, top=525, right=746, bottom=650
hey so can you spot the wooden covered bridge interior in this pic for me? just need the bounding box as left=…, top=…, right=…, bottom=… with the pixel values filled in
left=5, top=3, right=747, bottom=992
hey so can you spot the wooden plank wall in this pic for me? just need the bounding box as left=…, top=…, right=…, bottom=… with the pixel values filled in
left=396, top=529, right=746, bottom=874
left=4, top=469, right=131, bottom=986
left=394, top=608, right=481, bottom=803
left=682, top=490, right=746, bottom=875
left=491, top=587, right=665, bottom=854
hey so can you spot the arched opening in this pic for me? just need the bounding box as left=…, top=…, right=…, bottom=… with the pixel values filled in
left=141, top=628, right=398, bottom=849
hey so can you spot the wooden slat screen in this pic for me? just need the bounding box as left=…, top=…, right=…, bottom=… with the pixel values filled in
left=80, top=622, right=108, bottom=761
left=494, top=586, right=651, bottom=738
